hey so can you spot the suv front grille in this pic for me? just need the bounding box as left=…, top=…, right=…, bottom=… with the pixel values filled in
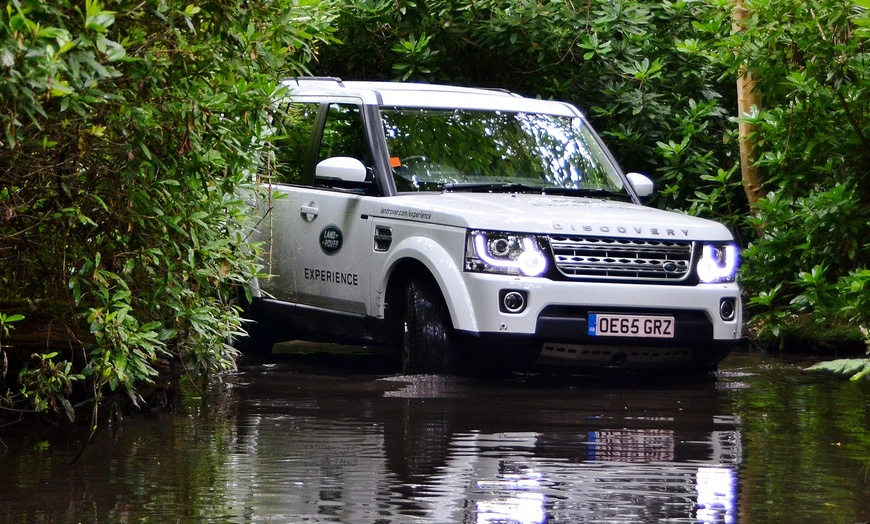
left=549, top=235, right=694, bottom=282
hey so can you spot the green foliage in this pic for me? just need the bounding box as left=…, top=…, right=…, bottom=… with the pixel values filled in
left=1, top=0, right=337, bottom=418
left=805, top=358, right=870, bottom=381
left=18, top=352, right=84, bottom=420
left=0, top=312, right=24, bottom=344
left=391, top=32, right=440, bottom=80
left=720, top=0, right=870, bottom=346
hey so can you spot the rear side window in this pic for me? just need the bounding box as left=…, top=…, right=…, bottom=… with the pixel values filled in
left=273, top=102, right=319, bottom=184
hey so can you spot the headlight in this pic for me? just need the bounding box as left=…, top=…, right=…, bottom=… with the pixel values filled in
left=697, top=243, right=739, bottom=283
left=465, top=230, right=548, bottom=277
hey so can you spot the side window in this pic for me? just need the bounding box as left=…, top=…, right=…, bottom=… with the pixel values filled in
left=273, top=102, right=319, bottom=184
left=318, top=103, right=370, bottom=171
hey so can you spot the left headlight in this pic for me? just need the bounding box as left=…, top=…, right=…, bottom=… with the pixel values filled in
left=697, top=243, right=739, bottom=283
left=465, top=230, right=548, bottom=277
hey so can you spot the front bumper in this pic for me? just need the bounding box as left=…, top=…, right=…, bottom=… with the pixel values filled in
left=457, top=274, right=742, bottom=371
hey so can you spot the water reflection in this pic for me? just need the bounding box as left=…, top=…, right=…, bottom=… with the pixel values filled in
left=197, top=362, right=742, bottom=523
left=697, top=467, right=737, bottom=524
left=0, top=350, right=868, bottom=523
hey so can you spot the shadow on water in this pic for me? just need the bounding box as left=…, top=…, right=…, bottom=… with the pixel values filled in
left=0, top=345, right=868, bottom=523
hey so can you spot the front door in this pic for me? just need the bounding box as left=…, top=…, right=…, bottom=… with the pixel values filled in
left=290, top=102, right=376, bottom=315
left=291, top=187, right=372, bottom=314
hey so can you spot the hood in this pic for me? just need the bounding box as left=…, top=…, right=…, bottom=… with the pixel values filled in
left=376, top=193, right=735, bottom=241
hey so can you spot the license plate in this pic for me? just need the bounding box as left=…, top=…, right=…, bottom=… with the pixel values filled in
left=588, top=313, right=675, bottom=338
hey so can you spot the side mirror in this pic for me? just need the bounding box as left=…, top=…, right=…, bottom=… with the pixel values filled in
left=626, top=172, right=654, bottom=198
left=316, top=157, right=368, bottom=183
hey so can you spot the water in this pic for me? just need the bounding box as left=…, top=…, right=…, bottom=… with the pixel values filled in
left=1, top=349, right=868, bottom=523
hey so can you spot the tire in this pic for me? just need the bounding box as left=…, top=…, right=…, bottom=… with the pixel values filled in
left=401, top=277, right=458, bottom=375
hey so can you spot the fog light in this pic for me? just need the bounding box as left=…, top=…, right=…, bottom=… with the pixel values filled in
left=719, top=298, right=736, bottom=321
left=500, top=290, right=527, bottom=314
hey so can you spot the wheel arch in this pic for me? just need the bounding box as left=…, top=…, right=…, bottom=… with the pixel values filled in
left=376, top=237, right=478, bottom=333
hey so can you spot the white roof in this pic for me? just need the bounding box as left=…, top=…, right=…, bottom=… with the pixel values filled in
left=280, top=78, right=582, bottom=116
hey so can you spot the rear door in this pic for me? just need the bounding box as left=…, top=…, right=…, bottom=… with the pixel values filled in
left=256, top=99, right=321, bottom=303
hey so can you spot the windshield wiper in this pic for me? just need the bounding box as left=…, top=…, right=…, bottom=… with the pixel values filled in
left=441, top=183, right=632, bottom=200
left=442, top=182, right=541, bottom=193
left=541, top=187, right=631, bottom=200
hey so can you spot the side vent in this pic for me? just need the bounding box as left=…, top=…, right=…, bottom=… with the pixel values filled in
left=374, top=226, right=393, bottom=252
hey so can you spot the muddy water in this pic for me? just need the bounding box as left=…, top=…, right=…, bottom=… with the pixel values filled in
left=1, top=349, right=868, bottom=523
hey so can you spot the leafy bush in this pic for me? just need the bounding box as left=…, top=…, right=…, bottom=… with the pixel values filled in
left=719, top=0, right=870, bottom=345
left=0, top=0, right=337, bottom=419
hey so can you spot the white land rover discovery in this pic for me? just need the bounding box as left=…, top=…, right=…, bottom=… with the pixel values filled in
left=241, top=78, right=742, bottom=374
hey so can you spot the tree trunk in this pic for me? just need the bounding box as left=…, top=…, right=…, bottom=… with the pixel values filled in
left=733, top=0, right=764, bottom=209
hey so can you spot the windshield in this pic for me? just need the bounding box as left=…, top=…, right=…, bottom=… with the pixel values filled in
left=381, top=108, right=627, bottom=196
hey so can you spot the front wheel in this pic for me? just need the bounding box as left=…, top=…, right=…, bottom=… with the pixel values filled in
left=401, top=278, right=459, bottom=375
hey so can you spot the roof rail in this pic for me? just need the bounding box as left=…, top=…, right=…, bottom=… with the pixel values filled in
left=287, top=76, right=345, bottom=86
left=481, top=87, right=524, bottom=98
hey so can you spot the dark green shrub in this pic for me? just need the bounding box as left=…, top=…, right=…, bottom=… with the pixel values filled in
left=719, top=0, right=870, bottom=346
left=1, top=0, right=337, bottom=419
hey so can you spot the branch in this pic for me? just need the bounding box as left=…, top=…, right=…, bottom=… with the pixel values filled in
left=836, top=91, right=870, bottom=154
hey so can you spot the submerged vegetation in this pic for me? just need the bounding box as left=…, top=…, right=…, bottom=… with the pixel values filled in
left=1, top=0, right=869, bottom=421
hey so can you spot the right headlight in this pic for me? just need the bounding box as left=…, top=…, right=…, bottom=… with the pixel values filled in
left=697, top=243, right=739, bottom=283
left=465, top=230, right=549, bottom=277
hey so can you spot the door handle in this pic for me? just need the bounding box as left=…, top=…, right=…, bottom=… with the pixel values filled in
left=300, top=203, right=319, bottom=222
